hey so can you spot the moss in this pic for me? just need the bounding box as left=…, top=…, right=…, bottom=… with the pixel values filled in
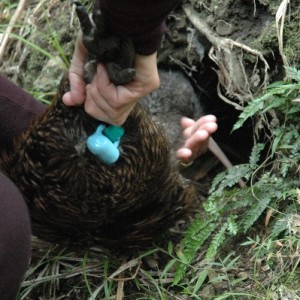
left=282, top=23, right=300, bottom=68
left=252, top=23, right=278, bottom=54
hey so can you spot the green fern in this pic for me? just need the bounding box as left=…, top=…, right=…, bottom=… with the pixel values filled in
left=209, top=164, right=253, bottom=197
left=227, top=215, right=238, bottom=235
left=241, top=191, right=272, bottom=234
left=271, top=216, right=289, bottom=237
left=233, top=79, right=300, bottom=131
left=173, top=218, right=218, bottom=285
left=205, top=222, right=228, bottom=261
left=242, top=175, right=284, bottom=233
left=249, top=143, right=265, bottom=166
left=172, top=71, right=300, bottom=295
left=285, top=66, right=300, bottom=81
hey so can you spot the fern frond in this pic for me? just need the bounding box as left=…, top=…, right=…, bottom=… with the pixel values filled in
left=227, top=215, right=238, bottom=235
left=173, top=218, right=218, bottom=285
left=285, top=66, right=300, bottom=82
left=233, top=79, right=300, bottom=131
left=221, top=188, right=254, bottom=213
left=242, top=186, right=278, bottom=233
left=271, top=217, right=288, bottom=237
left=249, top=143, right=265, bottom=167
left=233, top=92, right=270, bottom=131
left=181, top=219, right=217, bottom=256
left=209, top=164, right=253, bottom=197
left=205, top=222, right=228, bottom=261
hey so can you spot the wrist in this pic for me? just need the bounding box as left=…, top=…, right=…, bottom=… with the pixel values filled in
left=134, top=53, right=159, bottom=90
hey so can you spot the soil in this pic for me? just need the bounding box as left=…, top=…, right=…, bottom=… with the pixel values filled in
left=1, top=0, right=299, bottom=299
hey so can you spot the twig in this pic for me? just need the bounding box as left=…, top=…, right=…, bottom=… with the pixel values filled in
left=109, top=258, right=141, bottom=281
left=253, top=0, right=257, bottom=17
left=116, top=274, right=125, bottom=300
left=0, top=0, right=27, bottom=61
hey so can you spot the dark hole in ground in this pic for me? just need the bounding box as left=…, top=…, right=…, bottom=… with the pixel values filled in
left=158, top=37, right=254, bottom=167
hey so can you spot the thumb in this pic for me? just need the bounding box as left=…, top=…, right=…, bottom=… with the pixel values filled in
left=63, top=31, right=87, bottom=106
left=62, top=72, right=86, bottom=106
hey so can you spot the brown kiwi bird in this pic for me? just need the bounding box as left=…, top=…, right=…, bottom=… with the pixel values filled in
left=0, top=2, right=200, bottom=250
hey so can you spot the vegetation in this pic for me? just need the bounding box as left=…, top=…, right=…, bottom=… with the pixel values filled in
left=1, top=0, right=299, bottom=299
left=171, top=66, right=300, bottom=298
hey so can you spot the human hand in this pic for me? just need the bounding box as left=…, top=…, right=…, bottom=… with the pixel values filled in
left=176, top=115, right=218, bottom=164
left=62, top=32, right=160, bottom=125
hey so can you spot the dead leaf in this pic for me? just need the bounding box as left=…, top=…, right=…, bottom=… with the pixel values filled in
left=296, top=188, right=300, bottom=204
left=265, top=208, right=274, bottom=227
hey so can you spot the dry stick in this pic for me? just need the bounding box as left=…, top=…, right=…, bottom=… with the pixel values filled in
left=116, top=274, right=125, bottom=300
left=275, top=0, right=290, bottom=68
left=114, top=259, right=141, bottom=299
left=0, top=0, right=27, bottom=61
left=108, top=258, right=141, bottom=281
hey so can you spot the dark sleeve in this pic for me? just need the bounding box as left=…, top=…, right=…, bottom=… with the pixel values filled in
left=0, top=76, right=46, bottom=150
left=0, top=171, right=32, bottom=300
left=94, top=0, right=181, bottom=55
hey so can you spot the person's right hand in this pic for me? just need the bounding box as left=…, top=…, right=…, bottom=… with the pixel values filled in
left=62, top=32, right=160, bottom=125
left=176, top=115, right=218, bottom=164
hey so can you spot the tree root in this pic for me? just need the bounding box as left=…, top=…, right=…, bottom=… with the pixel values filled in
left=182, top=4, right=270, bottom=110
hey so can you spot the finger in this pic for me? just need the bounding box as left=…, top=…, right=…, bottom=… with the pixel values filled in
left=181, top=117, right=195, bottom=129
left=94, top=64, right=120, bottom=104
left=84, top=93, right=107, bottom=121
left=63, top=32, right=87, bottom=106
left=127, top=53, right=159, bottom=90
left=181, top=115, right=217, bottom=137
left=176, top=148, right=193, bottom=162
left=181, top=118, right=196, bottom=138
left=62, top=73, right=86, bottom=106
left=92, top=65, right=133, bottom=109
left=197, top=114, right=217, bottom=124
left=185, top=129, right=209, bottom=149
left=195, top=121, right=218, bottom=135
left=190, top=115, right=217, bottom=134
left=177, top=130, right=210, bottom=163
left=120, top=53, right=160, bottom=101
left=85, top=85, right=133, bottom=125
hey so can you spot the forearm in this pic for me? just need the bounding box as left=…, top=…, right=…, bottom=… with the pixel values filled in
left=94, top=0, right=181, bottom=55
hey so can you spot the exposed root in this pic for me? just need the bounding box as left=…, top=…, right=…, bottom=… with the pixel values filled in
left=182, top=4, right=270, bottom=110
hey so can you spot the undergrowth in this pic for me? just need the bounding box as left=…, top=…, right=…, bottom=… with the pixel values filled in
left=171, top=66, right=300, bottom=298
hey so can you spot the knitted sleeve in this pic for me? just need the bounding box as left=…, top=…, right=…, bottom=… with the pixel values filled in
left=0, top=76, right=45, bottom=150
left=94, top=0, right=180, bottom=55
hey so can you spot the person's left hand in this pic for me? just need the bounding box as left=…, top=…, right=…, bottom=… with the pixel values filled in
left=176, top=114, right=218, bottom=164
left=62, top=32, right=160, bottom=125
